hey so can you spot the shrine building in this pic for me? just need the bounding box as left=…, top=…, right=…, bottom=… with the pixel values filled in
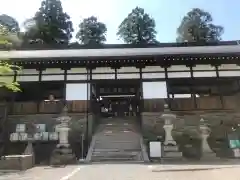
left=0, top=41, right=240, bottom=163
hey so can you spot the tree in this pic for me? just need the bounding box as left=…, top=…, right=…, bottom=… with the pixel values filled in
left=0, top=14, right=20, bottom=33
left=177, top=8, right=223, bottom=43
left=0, top=26, right=21, bottom=92
left=76, top=16, right=107, bottom=45
left=25, top=0, right=73, bottom=44
left=117, top=7, right=157, bottom=44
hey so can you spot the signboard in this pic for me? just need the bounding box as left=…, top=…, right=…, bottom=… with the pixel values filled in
left=149, top=141, right=162, bottom=158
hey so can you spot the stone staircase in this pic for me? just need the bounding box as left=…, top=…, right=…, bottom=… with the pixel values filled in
left=86, top=118, right=149, bottom=162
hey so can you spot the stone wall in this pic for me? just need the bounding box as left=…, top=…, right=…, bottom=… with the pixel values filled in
left=141, top=111, right=240, bottom=158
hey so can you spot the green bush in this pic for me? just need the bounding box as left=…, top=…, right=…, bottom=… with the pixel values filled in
left=174, top=130, right=202, bottom=159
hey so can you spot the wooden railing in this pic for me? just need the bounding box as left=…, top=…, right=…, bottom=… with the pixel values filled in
left=7, top=95, right=239, bottom=115
left=9, top=100, right=89, bottom=115
left=143, top=96, right=238, bottom=112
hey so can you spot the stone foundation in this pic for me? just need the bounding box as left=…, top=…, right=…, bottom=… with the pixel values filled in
left=0, top=155, right=34, bottom=170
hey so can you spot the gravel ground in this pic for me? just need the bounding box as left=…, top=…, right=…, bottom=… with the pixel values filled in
left=1, top=163, right=240, bottom=180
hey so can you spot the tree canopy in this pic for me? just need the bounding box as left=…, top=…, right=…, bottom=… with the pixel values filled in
left=117, top=7, right=157, bottom=44
left=25, top=0, right=74, bottom=45
left=177, top=8, right=224, bottom=43
left=0, top=26, right=21, bottom=92
left=76, top=16, right=107, bottom=45
left=0, top=14, right=20, bottom=33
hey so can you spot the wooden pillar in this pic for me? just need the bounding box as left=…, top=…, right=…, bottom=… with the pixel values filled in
left=164, top=67, right=171, bottom=108
left=139, top=67, right=143, bottom=111
left=9, top=70, right=18, bottom=114
left=63, top=68, right=68, bottom=106
left=36, top=68, right=42, bottom=113
left=190, top=66, right=197, bottom=109
left=114, top=68, right=117, bottom=80
left=215, top=65, right=224, bottom=109
left=86, top=68, right=90, bottom=147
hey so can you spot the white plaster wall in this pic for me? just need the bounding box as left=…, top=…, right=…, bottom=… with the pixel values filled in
left=92, top=74, right=115, bottom=79
left=117, top=67, right=139, bottom=73
left=219, top=71, right=240, bottom=77
left=218, top=64, right=240, bottom=70
left=117, top=73, right=140, bottom=79
left=42, top=75, right=64, bottom=81
left=142, top=73, right=165, bottom=79
left=193, top=65, right=215, bottom=71
left=168, top=72, right=191, bottom=78
left=143, top=82, right=167, bottom=98
left=42, top=68, right=64, bottom=74
left=193, top=71, right=217, bottom=77
left=67, top=74, right=87, bottom=80
left=92, top=67, right=115, bottom=73
left=17, top=76, right=38, bottom=82
left=66, top=83, right=90, bottom=100
left=67, top=68, right=87, bottom=74
left=168, top=65, right=190, bottom=71
left=142, top=66, right=164, bottom=72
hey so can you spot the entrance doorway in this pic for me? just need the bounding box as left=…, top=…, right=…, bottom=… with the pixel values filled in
left=101, top=95, right=138, bottom=117
left=92, top=80, right=141, bottom=118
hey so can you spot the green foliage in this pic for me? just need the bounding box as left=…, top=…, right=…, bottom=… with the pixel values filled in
left=76, top=16, right=107, bottom=45
left=25, top=0, right=73, bottom=44
left=177, top=8, right=223, bottom=43
left=0, top=26, right=21, bottom=92
left=117, top=7, right=157, bottom=44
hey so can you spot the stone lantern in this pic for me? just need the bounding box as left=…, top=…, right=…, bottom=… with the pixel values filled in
left=161, top=104, right=177, bottom=146
left=50, top=106, right=76, bottom=165
left=199, top=118, right=216, bottom=159
left=161, top=104, right=182, bottom=158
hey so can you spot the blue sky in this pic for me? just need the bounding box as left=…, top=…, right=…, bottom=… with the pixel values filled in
left=0, top=0, right=239, bottom=43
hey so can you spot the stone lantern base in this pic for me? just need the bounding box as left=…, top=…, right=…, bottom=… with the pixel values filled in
left=50, top=145, right=77, bottom=166
left=163, top=144, right=182, bottom=159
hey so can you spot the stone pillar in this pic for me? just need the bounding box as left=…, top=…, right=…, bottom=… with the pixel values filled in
left=161, top=104, right=182, bottom=159
left=56, top=126, right=70, bottom=148
left=163, top=121, right=176, bottom=146
left=199, top=118, right=216, bottom=159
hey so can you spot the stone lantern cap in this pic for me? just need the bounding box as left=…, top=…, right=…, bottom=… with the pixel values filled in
left=56, top=106, right=71, bottom=124
left=161, top=104, right=176, bottom=120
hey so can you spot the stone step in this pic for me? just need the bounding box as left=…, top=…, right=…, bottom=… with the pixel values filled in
left=93, top=148, right=141, bottom=152
left=95, top=137, right=140, bottom=141
left=94, top=143, right=140, bottom=146
left=94, top=142, right=140, bottom=146
left=91, top=157, right=138, bottom=162
left=96, top=139, right=139, bottom=142
left=88, top=118, right=144, bottom=162
left=95, top=139, right=139, bottom=142
left=94, top=145, right=140, bottom=149
left=93, top=151, right=140, bottom=155
left=92, top=153, right=141, bottom=158
left=96, top=133, right=139, bottom=136
left=94, top=146, right=140, bottom=149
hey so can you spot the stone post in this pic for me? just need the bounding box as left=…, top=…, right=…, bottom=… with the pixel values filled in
left=199, top=118, right=216, bottom=159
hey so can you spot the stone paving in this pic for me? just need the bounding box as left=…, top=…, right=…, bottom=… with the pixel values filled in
left=1, top=163, right=240, bottom=180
